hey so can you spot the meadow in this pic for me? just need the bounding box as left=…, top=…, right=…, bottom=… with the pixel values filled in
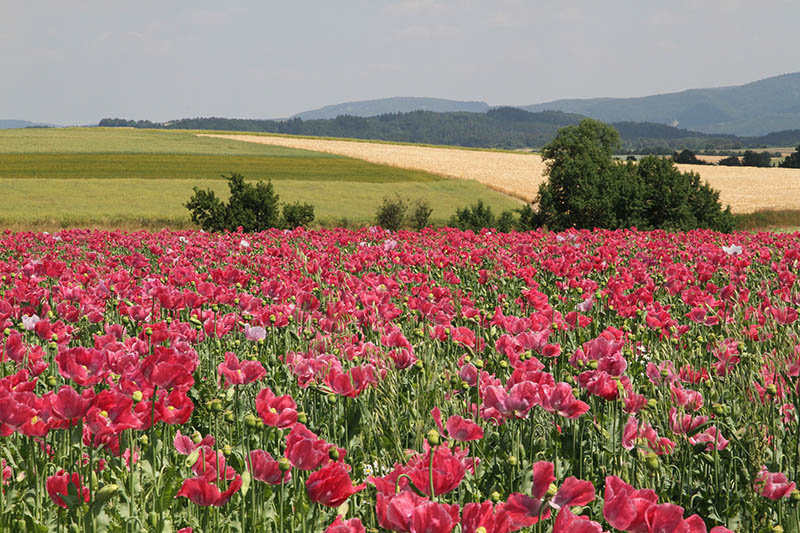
left=0, top=128, right=522, bottom=229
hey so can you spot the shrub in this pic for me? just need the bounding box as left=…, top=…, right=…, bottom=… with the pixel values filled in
left=673, top=149, right=706, bottom=165
left=779, top=145, right=800, bottom=168
left=375, top=195, right=407, bottom=231
left=282, top=202, right=316, bottom=229
left=718, top=155, right=742, bottom=166
left=741, top=150, right=772, bottom=167
left=410, top=199, right=433, bottom=230
left=185, top=173, right=314, bottom=232
left=449, top=200, right=516, bottom=232
left=530, top=120, right=733, bottom=232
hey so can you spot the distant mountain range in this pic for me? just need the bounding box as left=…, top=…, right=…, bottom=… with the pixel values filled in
left=521, top=72, right=800, bottom=136
left=291, top=97, right=490, bottom=120
left=99, top=107, right=800, bottom=153
left=285, top=72, right=800, bottom=137
left=0, top=119, right=57, bottom=129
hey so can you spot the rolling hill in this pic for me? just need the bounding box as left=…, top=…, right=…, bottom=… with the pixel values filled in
left=521, top=72, right=800, bottom=136
left=291, top=96, right=490, bottom=120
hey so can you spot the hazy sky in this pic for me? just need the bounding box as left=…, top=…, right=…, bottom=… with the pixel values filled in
left=2, top=0, right=798, bottom=125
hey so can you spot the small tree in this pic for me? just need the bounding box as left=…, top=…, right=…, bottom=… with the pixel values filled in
left=410, top=199, right=433, bottom=230
left=375, top=195, right=407, bottom=231
left=780, top=146, right=800, bottom=168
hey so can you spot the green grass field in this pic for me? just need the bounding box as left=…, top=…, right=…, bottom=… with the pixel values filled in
left=0, top=128, right=522, bottom=229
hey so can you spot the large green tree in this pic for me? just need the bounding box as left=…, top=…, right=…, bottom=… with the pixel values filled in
left=530, top=119, right=733, bottom=232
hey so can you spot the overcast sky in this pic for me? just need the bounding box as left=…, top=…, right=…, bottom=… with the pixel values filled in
left=2, top=0, right=798, bottom=125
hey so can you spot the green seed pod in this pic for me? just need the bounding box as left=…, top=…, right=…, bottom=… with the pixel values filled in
left=2, top=328, right=9, bottom=336
left=414, top=359, right=424, bottom=370
left=297, top=411, right=308, bottom=424
left=192, top=431, right=202, bottom=444
left=244, top=414, right=259, bottom=428
left=46, top=375, right=58, bottom=387
left=767, top=384, right=778, bottom=395
left=139, top=434, right=149, bottom=446
left=473, top=359, right=484, bottom=369
left=508, top=455, right=518, bottom=466
left=426, top=429, right=440, bottom=446
left=145, top=327, right=153, bottom=336
left=241, top=470, right=251, bottom=498
left=790, top=489, right=800, bottom=502
left=329, top=447, right=340, bottom=461
left=327, top=394, right=337, bottom=404
left=278, top=457, right=291, bottom=472
left=223, top=444, right=232, bottom=456
left=148, top=511, right=158, bottom=527
left=132, top=390, right=143, bottom=402
left=647, top=398, right=657, bottom=410
left=210, top=399, right=223, bottom=412
left=490, top=491, right=501, bottom=502
left=645, top=453, right=659, bottom=471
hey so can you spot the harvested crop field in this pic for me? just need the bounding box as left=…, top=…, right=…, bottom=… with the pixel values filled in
left=203, top=134, right=800, bottom=213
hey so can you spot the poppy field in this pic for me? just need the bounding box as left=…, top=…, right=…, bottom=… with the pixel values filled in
left=2, top=227, right=800, bottom=532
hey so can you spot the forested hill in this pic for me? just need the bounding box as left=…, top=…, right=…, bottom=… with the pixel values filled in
left=291, top=97, right=490, bottom=120
left=521, top=72, right=800, bottom=136
left=99, top=108, right=800, bottom=153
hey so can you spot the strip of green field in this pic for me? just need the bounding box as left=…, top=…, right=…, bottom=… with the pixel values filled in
left=0, top=128, right=330, bottom=155
left=0, top=153, right=442, bottom=183
left=0, top=178, right=523, bottom=229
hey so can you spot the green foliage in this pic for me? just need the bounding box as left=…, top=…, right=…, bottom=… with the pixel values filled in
left=673, top=149, right=706, bottom=165
left=282, top=202, right=316, bottom=228
left=449, top=200, right=516, bottom=232
left=779, top=145, right=800, bottom=168
left=532, top=120, right=734, bottom=232
left=718, top=155, right=742, bottom=166
left=410, top=199, right=433, bottom=230
left=186, top=173, right=309, bottom=232
left=741, top=150, right=772, bottom=167
left=375, top=195, right=407, bottom=231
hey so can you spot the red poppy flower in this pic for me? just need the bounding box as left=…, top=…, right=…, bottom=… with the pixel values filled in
left=407, top=445, right=466, bottom=497
left=755, top=466, right=796, bottom=500
left=46, top=470, right=90, bottom=509
left=255, top=387, right=298, bottom=428
left=285, top=423, right=332, bottom=471
left=603, top=475, right=658, bottom=531
left=175, top=475, right=242, bottom=507
left=461, top=501, right=511, bottom=533
left=139, top=346, right=197, bottom=390
left=55, top=346, right=109, bottom=387
left=552, top=507, right=603, bottom=533
left=446, top=416, right=484, bottom=442
left=51, top=385, right=93, bottom=422
left=218, top=351, right=266, bottom=387
left=306, top=462, right=365, bottom=507
left=326, top=516, right=366, bottom=533
left=249, top=449, right=291, bottom=485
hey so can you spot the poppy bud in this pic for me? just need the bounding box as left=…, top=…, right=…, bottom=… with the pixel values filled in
left=711, top=403, right=727, bottom=417
left=647, top=398, right=657, bottom=410
left=51, top=333, right=58, bottom=342
left=772, top=526, right=784, bottom=533
left=185, top=450, right=200, bottom=467
left=463, top=355, right=471, bottom=363
left=476, top=528, right=487, bottom=533
left=329, top=448, right=340, bottom=461
left=490, top=491, right=501, bottom=502
left=767, top=384, right=778, bottom=396
left=139, top=435, right=149, bottom=446
left=225, top=412, right=234, bottom=423
left=132, top=390, right=143, bottom=402
left=244, top=414, right=258, bottom=428
left=508, top=455, right=517, bottom=466
left=210, top=400, right=223, bottom=412
left=2, top=328, right=9, bottom=336
left=791, top=489, right=800, bottom=502
left=461, top=381, right=470, bottom=391
left=499, top=360, right=508, bottom=369
left=426, top=429, right=440, bottom=446
left=588, top=360, right=598, bottom=370
left=297, top=411, right=308, bottom=424
left=49, top=342, right=58, bottom=350
left=46, top=376, right=57, bottom=387
left=145, top=327, right=153, bottom=336
left=278, top=457, right=291, bottom=472
left=414, top=359, right=424, bottom=370
left=474, top=359, right=484, bottom=369
left=192, top=431, right=202, bottom=444
left=645, top=453, right=659, bottom=471
left=223, top=445, right=232, bottom=456
left=327, top=394, right=337, bottom=404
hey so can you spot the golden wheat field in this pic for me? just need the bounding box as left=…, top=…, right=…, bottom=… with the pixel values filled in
left=201, top=134, right=800, bottom=214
